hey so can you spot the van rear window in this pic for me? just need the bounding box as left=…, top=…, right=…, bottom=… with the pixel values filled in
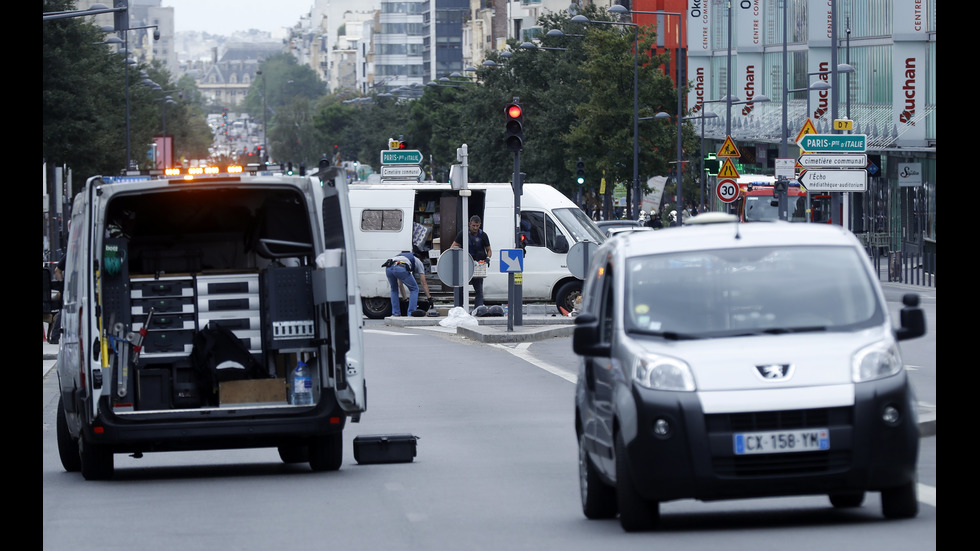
left=361, top=209, right=403, bottom=231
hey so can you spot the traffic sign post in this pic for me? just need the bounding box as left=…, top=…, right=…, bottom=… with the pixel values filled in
left=797, top=154, right=868, bottom=168
left=799, top=169, right=868, bottom=192
left=716, top=179, right=739, bottom=204
left=380, top=165, right=423, bottom=179
left=797, top=134, right=867, bottom=153
left=498, top=249, right=523, bottom=273
left=380, top=149, right=424, bottom=165
left=567, top=241, right=599, bottom=280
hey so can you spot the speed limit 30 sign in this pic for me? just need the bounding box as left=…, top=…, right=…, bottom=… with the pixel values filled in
left=716, top=178, right=739, bottom=203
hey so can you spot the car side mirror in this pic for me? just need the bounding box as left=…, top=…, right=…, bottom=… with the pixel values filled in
left=572, top=313, right=611, bottom=357
left=895, top=293, right=926, bottom=341
left=553, top=235, right=569, bottom=254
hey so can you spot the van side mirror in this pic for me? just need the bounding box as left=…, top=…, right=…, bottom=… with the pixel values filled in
left=553, top=234, right=569, bottom=254
left=572, top=313, right=611, bottom=357
left=895, top=293, right=926, bottom=341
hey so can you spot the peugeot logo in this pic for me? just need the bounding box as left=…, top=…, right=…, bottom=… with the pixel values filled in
left=756, top=364, right=791, bottom=380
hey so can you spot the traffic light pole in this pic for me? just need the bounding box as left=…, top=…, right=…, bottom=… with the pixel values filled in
left=509, top=160, right=523, bottom=330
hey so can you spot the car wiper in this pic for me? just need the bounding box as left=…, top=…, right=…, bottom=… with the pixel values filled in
left=627, top=328, right=702, bottom=340
left=761, top=326, right=828, bottom=334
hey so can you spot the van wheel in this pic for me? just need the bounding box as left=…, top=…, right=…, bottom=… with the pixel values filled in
left=579, top=433, right=617, bottom=519
left=615, top=432, right=659, bottom=531
left=555, top=281, right=582, bottom=315
left=79, top=434, right=114, bottom=480
left=309, top=432, right=343, bottom=472
left=57, top=397, right=81, bottom=472
left=881, top=480, right=918, bottom=519
left=362, top=297, right=392, bottom=319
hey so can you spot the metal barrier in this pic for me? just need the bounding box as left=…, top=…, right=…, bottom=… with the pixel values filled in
left=866, top=243, right=936, bottom=288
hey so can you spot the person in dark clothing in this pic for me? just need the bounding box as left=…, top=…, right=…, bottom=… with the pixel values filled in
left=451, top=215, right=492, bottom=308
left=646, top=213, right=663, bottom=229
left=384, top=251, right=430, bottom=317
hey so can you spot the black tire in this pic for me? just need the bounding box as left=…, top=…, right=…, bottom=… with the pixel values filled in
left=278, top=445, right=309, bottom=464
left=615, top=432, right=659, bottom=532
left=79, top=434, right=114, bottom=480
left=309, top=432, right=343, bottom=472
left=829, top=491, right=865, bottom=508
left=57, top=397, right=81, bottom=472
left=362, top=297, right=392, bottom=319
left=881, top=480, right=918, bottom=519
left=579, top=433, right=617, bottom=519
left=555, top=281, right=582, bottom=315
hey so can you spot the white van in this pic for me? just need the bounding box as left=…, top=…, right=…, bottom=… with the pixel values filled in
left=49, top=166, right=366, bottom=479
left=349, top=181, right=606, bottom=318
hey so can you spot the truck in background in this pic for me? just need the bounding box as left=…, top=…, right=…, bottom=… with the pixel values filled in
left=348, top=181, right=606, bottom=318
left=735, top=175, right=809, bottom=223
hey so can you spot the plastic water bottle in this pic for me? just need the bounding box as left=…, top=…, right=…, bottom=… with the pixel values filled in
left=289, top=360, right=313, bottom=405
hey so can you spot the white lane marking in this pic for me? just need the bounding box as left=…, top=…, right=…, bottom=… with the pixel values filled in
left=490, top=343, right=577, bottom=384
left=918, top=484, right=936, bottom=507
left=364, top=329, right=414, bottom=336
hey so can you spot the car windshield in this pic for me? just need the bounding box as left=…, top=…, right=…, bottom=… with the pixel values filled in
left=744, top=195, right=808, bottom=223
left=624, top=245, right=883, bottom=338
left=554, top=207, right=606, bottom=244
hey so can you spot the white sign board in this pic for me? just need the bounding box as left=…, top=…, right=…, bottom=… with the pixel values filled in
left=381, top=165, right=423, bottom=179
left=799, top=169, right=868, bottom=192
left=897, top=163, right=922, bottom=188
left=775, top=158, right=795, bottom=179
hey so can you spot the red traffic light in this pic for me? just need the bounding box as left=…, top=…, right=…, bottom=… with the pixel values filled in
left=507, top=104, right=523, bottom=119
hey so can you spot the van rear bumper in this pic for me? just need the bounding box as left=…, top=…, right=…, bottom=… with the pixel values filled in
left=83, top=393, right=347, bottom=454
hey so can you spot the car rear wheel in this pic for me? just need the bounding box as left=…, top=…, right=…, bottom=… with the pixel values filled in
left=555, top=281, right=581, bottom=315
left=362, top=297, right=392, bottom=319
left=615, top=432, right=659, bottom=531
left=309, top=432, right=343, bottom=472
left=579, top=433, right=616, bottom=519
left=79, top=434, right=114, bottom=480
left=57, top=397, right=81, bottom=472
left=881, top=480, right=918, bottom=519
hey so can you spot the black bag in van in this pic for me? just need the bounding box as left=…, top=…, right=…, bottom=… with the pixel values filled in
left=191, top=322, right=268, bottom=404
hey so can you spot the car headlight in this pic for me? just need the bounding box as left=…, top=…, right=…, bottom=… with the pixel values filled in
left=852, top=340, right=903, bottom=382
left=633, top=355, right=696, bottom=391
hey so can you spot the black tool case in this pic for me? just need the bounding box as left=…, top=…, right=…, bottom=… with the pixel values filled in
left=353, top=434, right=419, bottom=464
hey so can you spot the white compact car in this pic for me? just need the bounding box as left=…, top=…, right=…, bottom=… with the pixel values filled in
left=572, top=220, right=926, bottom=531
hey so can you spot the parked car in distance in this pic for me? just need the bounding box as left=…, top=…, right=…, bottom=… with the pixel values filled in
left=573, top=221, right=927, bottom=531
left=604, top=226, right=653, bottom=238
left=594, top=219, right=641, bottom=232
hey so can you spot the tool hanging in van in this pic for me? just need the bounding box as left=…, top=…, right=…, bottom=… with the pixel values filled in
left=128, top=306, right=155, bottom=369
left=113, top=321, right=130, bottom=398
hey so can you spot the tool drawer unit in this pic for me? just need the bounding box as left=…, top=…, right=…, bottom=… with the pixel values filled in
left=196, top=273, right=263, bottom=355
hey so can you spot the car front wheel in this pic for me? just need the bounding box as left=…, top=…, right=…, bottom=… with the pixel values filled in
left=579, top=433, right=616, bottom=519
left=615, top=432, right=659, bottom=531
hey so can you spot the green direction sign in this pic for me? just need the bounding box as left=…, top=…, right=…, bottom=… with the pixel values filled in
left=798, top=134, right=867, bottom=153
left=380, top=149, right=423, bottom=165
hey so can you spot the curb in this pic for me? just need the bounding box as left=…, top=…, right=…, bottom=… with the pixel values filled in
left=457, top=324, right=575, bottom=343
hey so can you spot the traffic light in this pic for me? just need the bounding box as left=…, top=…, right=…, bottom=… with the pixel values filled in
left=113, top=0, right=129, bottom=32
left=286, top=162, right=294, bottom=175
left=576, top=158, right=585, bottom=185
left=505, top=102, right=524, bottom=152
left=388, top=139, right=406, bottom=150
left=704, top=153, right=720, bottom=176
left=518, top=231, right=529, bottom=252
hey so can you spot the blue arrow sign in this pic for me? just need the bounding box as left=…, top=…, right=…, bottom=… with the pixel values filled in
left=499, top=249, right=524, bottom=273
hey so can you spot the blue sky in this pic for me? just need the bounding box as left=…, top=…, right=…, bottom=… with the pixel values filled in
left=160, top=1, right=333, bottom=36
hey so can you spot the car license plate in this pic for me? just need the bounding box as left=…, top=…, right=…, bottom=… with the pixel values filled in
left=733, top=428, right=830, bottom=455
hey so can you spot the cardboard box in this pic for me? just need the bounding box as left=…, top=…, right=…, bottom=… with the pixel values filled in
left=219, top=379, right=287, bottom=405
